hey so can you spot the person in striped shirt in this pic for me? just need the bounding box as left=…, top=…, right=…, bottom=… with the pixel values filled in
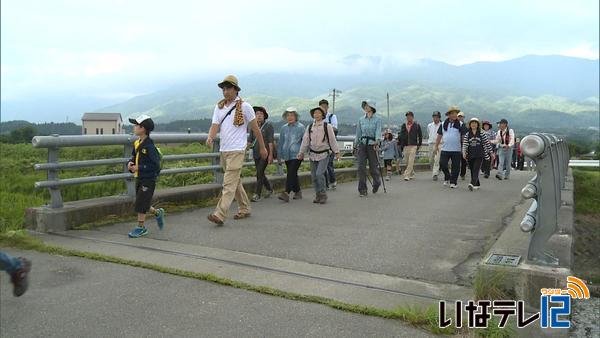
left=462, top=117, right=494, bottom=191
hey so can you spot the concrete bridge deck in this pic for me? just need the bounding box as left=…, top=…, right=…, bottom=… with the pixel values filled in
left=35, top=170, right=533, bottom=312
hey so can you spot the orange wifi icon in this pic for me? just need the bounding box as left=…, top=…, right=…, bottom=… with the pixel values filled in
left=564, top=276, right=590, bottom=300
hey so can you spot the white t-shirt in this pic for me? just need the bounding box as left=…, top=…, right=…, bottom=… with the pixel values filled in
left=211, top=97, right=256, bottom=152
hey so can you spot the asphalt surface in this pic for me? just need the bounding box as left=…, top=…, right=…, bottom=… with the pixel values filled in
left=100, top=170, right=532, bottom=284
left=0, top=249, right=431, bottom=338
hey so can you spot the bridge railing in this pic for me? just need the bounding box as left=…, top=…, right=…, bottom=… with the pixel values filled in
left=519, top=133, right=571, bottom=266
left=32, top=133, right=377, bottom=208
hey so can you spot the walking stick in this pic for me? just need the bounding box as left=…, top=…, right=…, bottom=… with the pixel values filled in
left=374, top=144, right=387, bottom=193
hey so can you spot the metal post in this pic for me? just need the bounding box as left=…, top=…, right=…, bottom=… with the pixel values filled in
left=519, top=133, right=560, bottom=266
left=212, top=139, right=223, bottom=184
left=123, top=142, right=135, bottom=197
left=47, top=142, right=63, bottom=208
left=386, top=93, right=390, bottom=128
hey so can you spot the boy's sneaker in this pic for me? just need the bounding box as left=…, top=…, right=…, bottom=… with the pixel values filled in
left=155, top=208, right=165, bottom=230
left=251, top=194, right=261, bottom=202
left=450, top=183, right=457, bottom=189
left=11, top=258, right=31, bottom=297
left=468, top=183, right=474, bottom=191
left=264, top=190, right=273, bottom=198
left=128, top=226, right=148, bottom=238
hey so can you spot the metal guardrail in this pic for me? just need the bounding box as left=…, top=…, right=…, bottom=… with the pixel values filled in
left=569, top=159, right=599, bottom=167
left=36, top=133, right=428, bottom=208
left=519, top=133, right=571, bottom=266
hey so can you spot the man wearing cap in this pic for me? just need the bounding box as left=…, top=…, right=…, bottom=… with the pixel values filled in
left=206, top=75, right=268, bottom=225
left=492, top=118, right=515, bottom=180
left=398, top=111, right=423, bottom=181
left=434, top=106, right=466, bottom=188
left=355, top=99, right=382, bottom=196
left=427, top=111, right=442, bottom=180
left=319, top=99, right=338, bottom=190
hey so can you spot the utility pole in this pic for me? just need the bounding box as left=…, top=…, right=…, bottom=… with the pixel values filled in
left=386, top=93, right=390, bottom=128
left=329, top=88, right=342, bottom=115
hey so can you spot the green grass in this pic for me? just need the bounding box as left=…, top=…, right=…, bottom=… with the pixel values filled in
left=0, top=230, right=456, bottom=335
left=572, top=167, right=600, bottom=215
left=0, top=142, right=356, bottom=233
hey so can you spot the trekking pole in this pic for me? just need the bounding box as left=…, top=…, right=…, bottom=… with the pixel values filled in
left=376, top=155, right=387, bottom=193
left=374, top=144, right=387, bottom=193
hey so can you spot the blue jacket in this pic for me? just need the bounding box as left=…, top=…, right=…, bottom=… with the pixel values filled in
left=129, top=137, right=161, bottom=180
left=381, top=139, right=400, bottom=160
left=355, top=114, right=382, bottom=145
left=278, top=122, right=305, bottom=161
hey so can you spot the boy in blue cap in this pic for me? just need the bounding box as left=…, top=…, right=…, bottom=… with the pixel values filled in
left=126, top=114, right=165, bottom=238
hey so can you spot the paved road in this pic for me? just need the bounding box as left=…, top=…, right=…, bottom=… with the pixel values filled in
left=0, top=249, right=431, bottom=338
left=100, top=170, right=532, bottom=284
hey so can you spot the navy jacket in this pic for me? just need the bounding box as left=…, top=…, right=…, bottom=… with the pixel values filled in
left=129, top=137, right=161, bottom=180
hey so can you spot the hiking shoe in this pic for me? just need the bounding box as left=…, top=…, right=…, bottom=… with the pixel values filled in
left=207, top=214, right=224, bottom=226
left=318, top=193, right=327, bottom=204
left=155, top=208, right=165, bottom=230
left=504, top=177, right=510, bottom=180
left=278, top=192, right=290, bottom=202
left=450, top=184, right=457, bottom=189
left=331, top=182, right=337, bottom=190
left=484, top=174, right=489, bottom=179
left=403, top=177, right=410, bottom=181
left=495, top=174, right=503, bottom=180
left=473, top=186, right=480, bottom=191
left=251, top=194, right=261, bottom=202
left=443, top=181, right=450, bottom=186
left=128, top=226, right=148, bottom=238
left=264, top=190, right=273, bottom=198
left=359, top=191, right=367, bottom=197
left=468, top=184, right=474, bottom=191
left=433, top=175, right=438, bottom=181
left=293, top=191, right=303, bottom=200
left=372, top=185, right=380, bottom=194
left=313, top=195, right=320, bottom=203
left=11, top=258, right=31, bottom=297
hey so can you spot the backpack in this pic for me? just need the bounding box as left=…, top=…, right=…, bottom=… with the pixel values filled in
left=308, top=122, right=332, bottom=154
left=156, top=146, right=164, bottom=174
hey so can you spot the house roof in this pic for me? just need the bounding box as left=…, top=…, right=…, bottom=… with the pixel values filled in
left=82, top=113, right=122, bottom=121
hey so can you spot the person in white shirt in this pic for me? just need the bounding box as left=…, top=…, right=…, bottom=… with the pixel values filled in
left=427, top=111, right=442, bottom=180
left=319, top=99, right=338, bottom=190
left=492, top=118, right=515, bottom=180
left=206, top=75, right=267, bottom=225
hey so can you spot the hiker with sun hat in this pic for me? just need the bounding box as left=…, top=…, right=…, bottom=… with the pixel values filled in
left=206, top=75, right=267, bottom=226
left=462, top=117, right=494, bottom=191
left=355, top=99, right=383, bottom=197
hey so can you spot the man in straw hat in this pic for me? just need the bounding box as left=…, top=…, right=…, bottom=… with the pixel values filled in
left=355, top=99, right=382, bottom=197
left=206, top=75, right=268, bottom=225
left=434, top=106, right=466, bottom=188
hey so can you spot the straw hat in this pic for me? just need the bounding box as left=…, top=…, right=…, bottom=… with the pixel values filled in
left=217, top=75, right=241, bottom=91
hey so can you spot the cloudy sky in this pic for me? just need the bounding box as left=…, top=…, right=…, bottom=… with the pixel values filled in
left=1, top=0, right=598, bottom=104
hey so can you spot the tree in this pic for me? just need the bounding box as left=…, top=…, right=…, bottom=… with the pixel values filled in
left=8, top=126, right=37, bottom=144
